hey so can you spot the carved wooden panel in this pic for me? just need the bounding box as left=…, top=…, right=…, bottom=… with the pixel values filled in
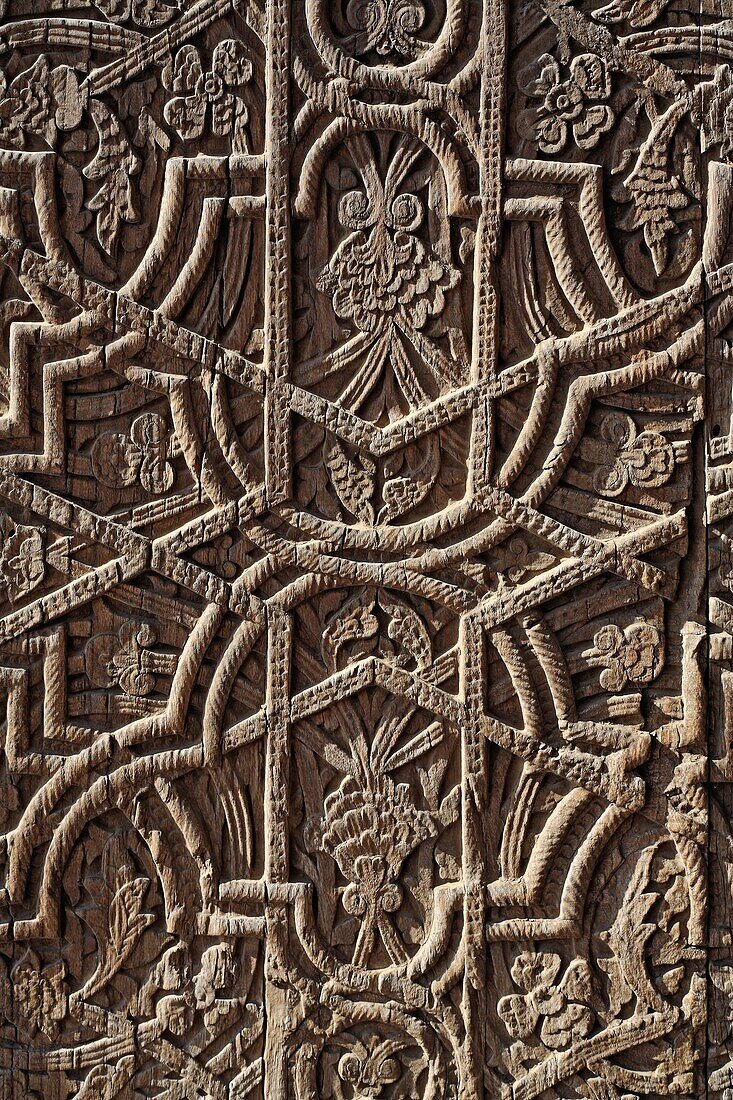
left=0, top=0, right=727, bottom=1097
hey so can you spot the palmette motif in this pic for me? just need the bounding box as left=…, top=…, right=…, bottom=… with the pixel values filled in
left=0, top=0, right=726, bottom=1097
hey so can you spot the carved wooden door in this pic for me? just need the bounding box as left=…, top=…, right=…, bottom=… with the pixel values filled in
left=0, top=0, right=728, bottom=1097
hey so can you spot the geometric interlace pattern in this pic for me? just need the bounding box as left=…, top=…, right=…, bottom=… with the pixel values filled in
left=0, top=1, right=728, bottom=1098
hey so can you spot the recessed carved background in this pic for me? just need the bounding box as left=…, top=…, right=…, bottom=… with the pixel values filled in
left=0, top=0, right=726, bottom=1097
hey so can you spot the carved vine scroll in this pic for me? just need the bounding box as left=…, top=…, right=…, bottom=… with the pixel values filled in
left=0, top=0, right=727, bottom=1097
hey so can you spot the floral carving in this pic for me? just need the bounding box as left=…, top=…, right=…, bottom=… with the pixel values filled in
left=193, top=944, right=247, bottom=1036
left=134, top=942, right=191, bottom=1016
left=163, top=41, right=252, bottom=149
left=323, top=438, right=378, bottom=525
left=0, top=57, right=85, bottom=146
left=498, top=952, right=595, bottom=1051
left=11, top=951, right=68, bottom=1041
left=517, top=53, right=615, bottom=154
left=307, top=699, right=458, bottom=968
left=591, top=622, right=665, bottom=691
left=0, top=0, right=720, bottom=1093
left=0, top=513, right=45, bottom=602
left=343, top=0, right=428, bottom=60
left=592, top=413, right=679, bottom=497
left=597, top=843, right=694, bottom=1019
left=132, top=939, right=255, bottom=1047
left=337, top=1037, right=404, bottom=1097
left=321, top=588, right=432, bottom=672
left=318, top=771, right=434, bottom=966
left=495, top=536, right=556, bottom=588
left=84, top=620, right=177, bottom=697
left=0, top=55, right=155, bottom=257
left=314, top=137, right=462, bottom=418
left=319, top=187, right=457, bottom=337
left=91, top=412, right=174, bottom=495
left=94, top=0, right=180, bottom=27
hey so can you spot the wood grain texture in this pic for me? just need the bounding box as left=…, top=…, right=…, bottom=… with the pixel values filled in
left=0, top=0, right=724, bottom=1097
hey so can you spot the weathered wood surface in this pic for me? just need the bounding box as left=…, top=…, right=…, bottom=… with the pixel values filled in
left=0, top=0, right=726, bottom=1097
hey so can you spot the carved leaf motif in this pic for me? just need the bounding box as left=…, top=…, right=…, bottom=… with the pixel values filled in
left=598, top=846, right=681, bottom=1018
left=380, top=594, right=431, bottom=670
left=322, top=592, right=380, bottom=671
left=94, top=0, right=179, bottom=27
left=84, top=100, right=142, bottom=255
left=108, top=875, right=154, bottom=961
left=622, top=105, right=690, bottom=275
left=596, top=0, right=671, bottom=25
left=74, top=1057, right=136, bottom=1100
left=325, top=438, right=377, bottom=523
left=80, top=839, right=157, bottom=996
left=380, top=436, right=440, bottom=523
